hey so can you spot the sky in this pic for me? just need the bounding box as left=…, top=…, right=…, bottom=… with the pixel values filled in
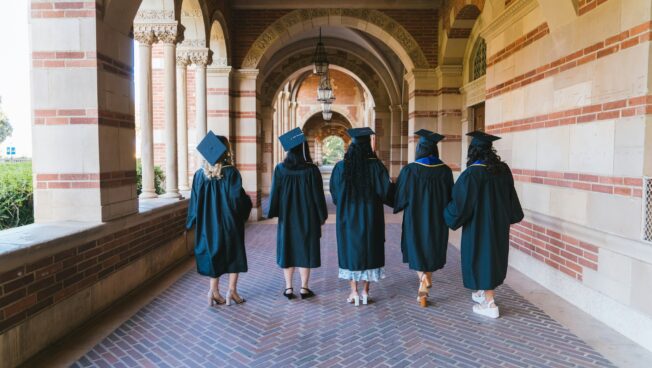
left=0, top=1, right=31, bottom=158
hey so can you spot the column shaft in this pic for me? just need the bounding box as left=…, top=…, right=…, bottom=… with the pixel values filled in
left=195, top=64, right=207, bottom=164
left=176, top=59, right=189, bottom=191
left=161, top=41, right=180, bottom=198
left=138, top=41, right=157, bottom=199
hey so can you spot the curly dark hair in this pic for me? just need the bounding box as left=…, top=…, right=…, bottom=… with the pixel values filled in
left=283, top=142, right=313, bottom=170
left=415, top=142, right=439, bottom=160
left=343, top=137, right=377, bottom=198
left=466, top=144, right=508, bottom=175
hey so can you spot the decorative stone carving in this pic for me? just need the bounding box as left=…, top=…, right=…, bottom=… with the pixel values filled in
left=211, top=57, right=228, bottom=67
left=180, top=38, right=206, bottom=48
left=241, top=8, right=429, bottom=69
left=134, top=29, right=156, bottom=45
left=134, top=9, right=174, bottom=22
left=176, top=53, right=191, bottom=67
left=189, top=50, right=211, bottom=66
left=156, top=26, right=179, bottom=44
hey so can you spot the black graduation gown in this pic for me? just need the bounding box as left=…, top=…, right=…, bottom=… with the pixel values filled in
left=394, top=161, right=454, bottom=272
left=266, top=163, right=328, bottom=268
left=329, top=158, right=394, bottom=271
left=186, top=167, right=252, bottom=278
left=444, top=164, right=524, bottom=290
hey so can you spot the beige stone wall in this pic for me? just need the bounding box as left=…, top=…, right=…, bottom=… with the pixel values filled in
left=454, top=0, right=652, bottom=351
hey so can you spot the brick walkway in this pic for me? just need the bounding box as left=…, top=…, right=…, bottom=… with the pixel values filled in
left=73, top=204, right=615, bottom=368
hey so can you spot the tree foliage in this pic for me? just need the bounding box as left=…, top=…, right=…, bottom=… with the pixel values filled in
left=321, top=136, right=345, bottom=165
left=136, top=159, right=166, bottom=195
left=0, top=162, right=33, bottom=230
left=0, top=100, right=13, bottom=145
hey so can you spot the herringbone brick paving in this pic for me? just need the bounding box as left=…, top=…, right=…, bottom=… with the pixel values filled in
left=73, top=200, right=615, bottom=368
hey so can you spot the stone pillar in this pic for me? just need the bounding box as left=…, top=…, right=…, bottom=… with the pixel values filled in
left=389, top=104, right=404, bottom=179
left=261, top=106, right=274, bottom=194
left=434, top=66, right=464, bottom=172
left=207, top=66, right=232, bottom=137
left=405, top=69, right=438, bottom=162
left=289, top=100, right=297, bottom=129
left=233, top=69, right=261, bottom=220
left=136, top=32, right=157, bottom=199
left=159, top=30, right=181, bottom=199
left=176, top=54, right=190, bottom=191
left=191, top=50, right=210, bottom=169
left=375, top=108, right=391, bottom=169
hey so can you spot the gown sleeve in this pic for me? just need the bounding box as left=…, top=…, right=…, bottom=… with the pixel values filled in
left=373, top=161, right=395, bottom=208
left=392, top=166, right=410, bottom=214
left=230, top=169, right=252, bottom=222
left=329, top=163, right=341, bottom=206
left=186, top=171, right=201, bottom=230
left=507, top=169, right=524, bottom=224
left=311, top=165, right=328, bottom=224
left=444, top=170, right=478, bottom=230
left=266, top=166, right=281, bottom=219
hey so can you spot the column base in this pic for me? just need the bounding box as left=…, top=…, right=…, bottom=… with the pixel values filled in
left=139, top=191, right=158, bottom=199
left=160, top=191, right=182, bottom=199
left=179, top=186, right=191, bottom=191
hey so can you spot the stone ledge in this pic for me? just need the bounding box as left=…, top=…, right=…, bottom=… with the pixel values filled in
left=0, top=198, right=188, bottom=273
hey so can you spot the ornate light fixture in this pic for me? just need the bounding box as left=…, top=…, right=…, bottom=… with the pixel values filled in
left=317, top=72, right=334, bottom=101
left=312, top=28, right=329, bottom=75
left=322, top=110, right=333, bottom=121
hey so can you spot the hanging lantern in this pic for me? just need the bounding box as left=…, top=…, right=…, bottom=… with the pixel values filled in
left=322, top=110, right=333, bottom=121
left=317, top=72, right=334, bottom=102
left=321, top=99, right=333, bottom=114
left=312, top=28, right=329, bottom=75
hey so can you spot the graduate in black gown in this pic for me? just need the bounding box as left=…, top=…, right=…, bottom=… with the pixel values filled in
left=330, top=127, right=394, bottom=306
left=186, top=132, right=252, bottom=307
left=267, top=128, right=328, bottom=300
left=444, top=131, right=524, bottom=318
left=394, top=129, right=453, bottom=307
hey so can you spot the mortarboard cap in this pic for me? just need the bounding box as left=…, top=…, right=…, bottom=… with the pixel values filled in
left=196, top=130, right=228, bottom=165
left=278, top=127, right=306, bottom=152
left=467, top=130, right=501, bottom=147
left=415, top=129, right=445, bottom=145
left=347, top=127, right=375, bottom=141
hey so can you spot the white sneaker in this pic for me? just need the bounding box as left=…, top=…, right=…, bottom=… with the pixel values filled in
left=473, top=300, right=500, bottom=319
left=471, top=290, right=486, bottom=303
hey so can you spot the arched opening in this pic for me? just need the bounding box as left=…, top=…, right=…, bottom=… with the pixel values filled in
left=321, top=136, right=345, bottom=166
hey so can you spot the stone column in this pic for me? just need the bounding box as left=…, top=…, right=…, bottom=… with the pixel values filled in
left=434, top=65, right=463, bottom=172
left=207, top=65, right=232, bottom=137
left=135, top=32, right=157, bottom=199
left=159, top=29, right=181, bottom=198
left=389, top=104, right=404, bottom=179
left=191, top=50, right=210, bottom=169
left=233, top=69, right=261, bottom=220
left=405, top=69, right=438, bottom=162
left=176, top=53, right=190, bottom=191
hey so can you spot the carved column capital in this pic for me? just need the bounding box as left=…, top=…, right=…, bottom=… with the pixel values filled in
left=134, top=29, right=156, bottom=45
left=190, top=49, right=211, bottom=67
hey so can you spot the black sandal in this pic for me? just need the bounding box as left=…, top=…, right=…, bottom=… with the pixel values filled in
left=283, top=287, right=296, bottom=300
left=300, top=287, right=315, bottom=299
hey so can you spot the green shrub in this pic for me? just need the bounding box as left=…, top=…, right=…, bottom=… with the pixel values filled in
left=0, top=161, right=34, bottom=230
left=136, top=159, right=165, bottom=195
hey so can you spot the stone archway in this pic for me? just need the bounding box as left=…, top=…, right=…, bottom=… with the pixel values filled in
left=302, top=111, right=352, bottom=167
left=241, top=8, right=430, bottom=70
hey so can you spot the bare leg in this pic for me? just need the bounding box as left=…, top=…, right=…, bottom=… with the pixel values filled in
left=362, top=281, right=370, bottom=295
left=283, top=267, right=295, bottom=290
left=229, top=273, right=241, bottom=300
left=484, top=289, right=495, bottom=302
left=349, top=280, right=358, bottom=297
left=426, top=272, right=432, bottom=287
left=210, top=277, right=219, bottom=294
left=299, top=268, right=310, bottom=289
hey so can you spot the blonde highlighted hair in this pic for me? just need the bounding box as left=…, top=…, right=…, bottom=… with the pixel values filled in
left=202, top=138, right=234, bottom=179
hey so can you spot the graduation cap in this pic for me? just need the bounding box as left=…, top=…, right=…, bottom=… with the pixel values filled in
left=278, top=127, right=306, bottom=152
left=415, top=129, right=445, bottom=145
left=196, top=130, right=228, bottom=165
left=467, top=130, right=501, bottom=147
left=347, top=127, right=375, bottom=142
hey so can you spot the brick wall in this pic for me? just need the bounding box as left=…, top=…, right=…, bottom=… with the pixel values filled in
left=0, top=206, right=188, bottom=333
left=380, top=10, right=438, bottom=67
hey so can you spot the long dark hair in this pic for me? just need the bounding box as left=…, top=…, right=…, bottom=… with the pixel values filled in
left=415, top=142, right=439, bottom=160
left=283, top=142, right=313, bottom=170
left=466, top=144, right=507, bottom=175
left=343, top=137, right=377, bottom=197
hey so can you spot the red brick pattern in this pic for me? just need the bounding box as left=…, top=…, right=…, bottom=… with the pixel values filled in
left=441, top=0, right=484, bottom=33
left=30, top=1, right=96, bottom=18
left=0, top=207, right=187, bottom=333
left=33, top=109, right=135, bottom=129
left=232, top=9, right=291, bottom=68
left=35, top=171, right=137, bottom=190
left=448, top=28, right=472, bottom=39
left=409, top=87, right=460, bottom=99
left=32, top=51, right=97, bottom=68
left=512, top=169, right=643, bottom=197
left=408, top=109, right=462, bottom=119
left=511, top=220, right=599, bottom=281
left=381, top=10, right=438, bottom=67
left=487, top=23, right=549, bottom=67
left=486, top=21, right=652, bottom=98
left=486, top=94, right=652, bottom=134
left=578, top=0, right=610, bottom=15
